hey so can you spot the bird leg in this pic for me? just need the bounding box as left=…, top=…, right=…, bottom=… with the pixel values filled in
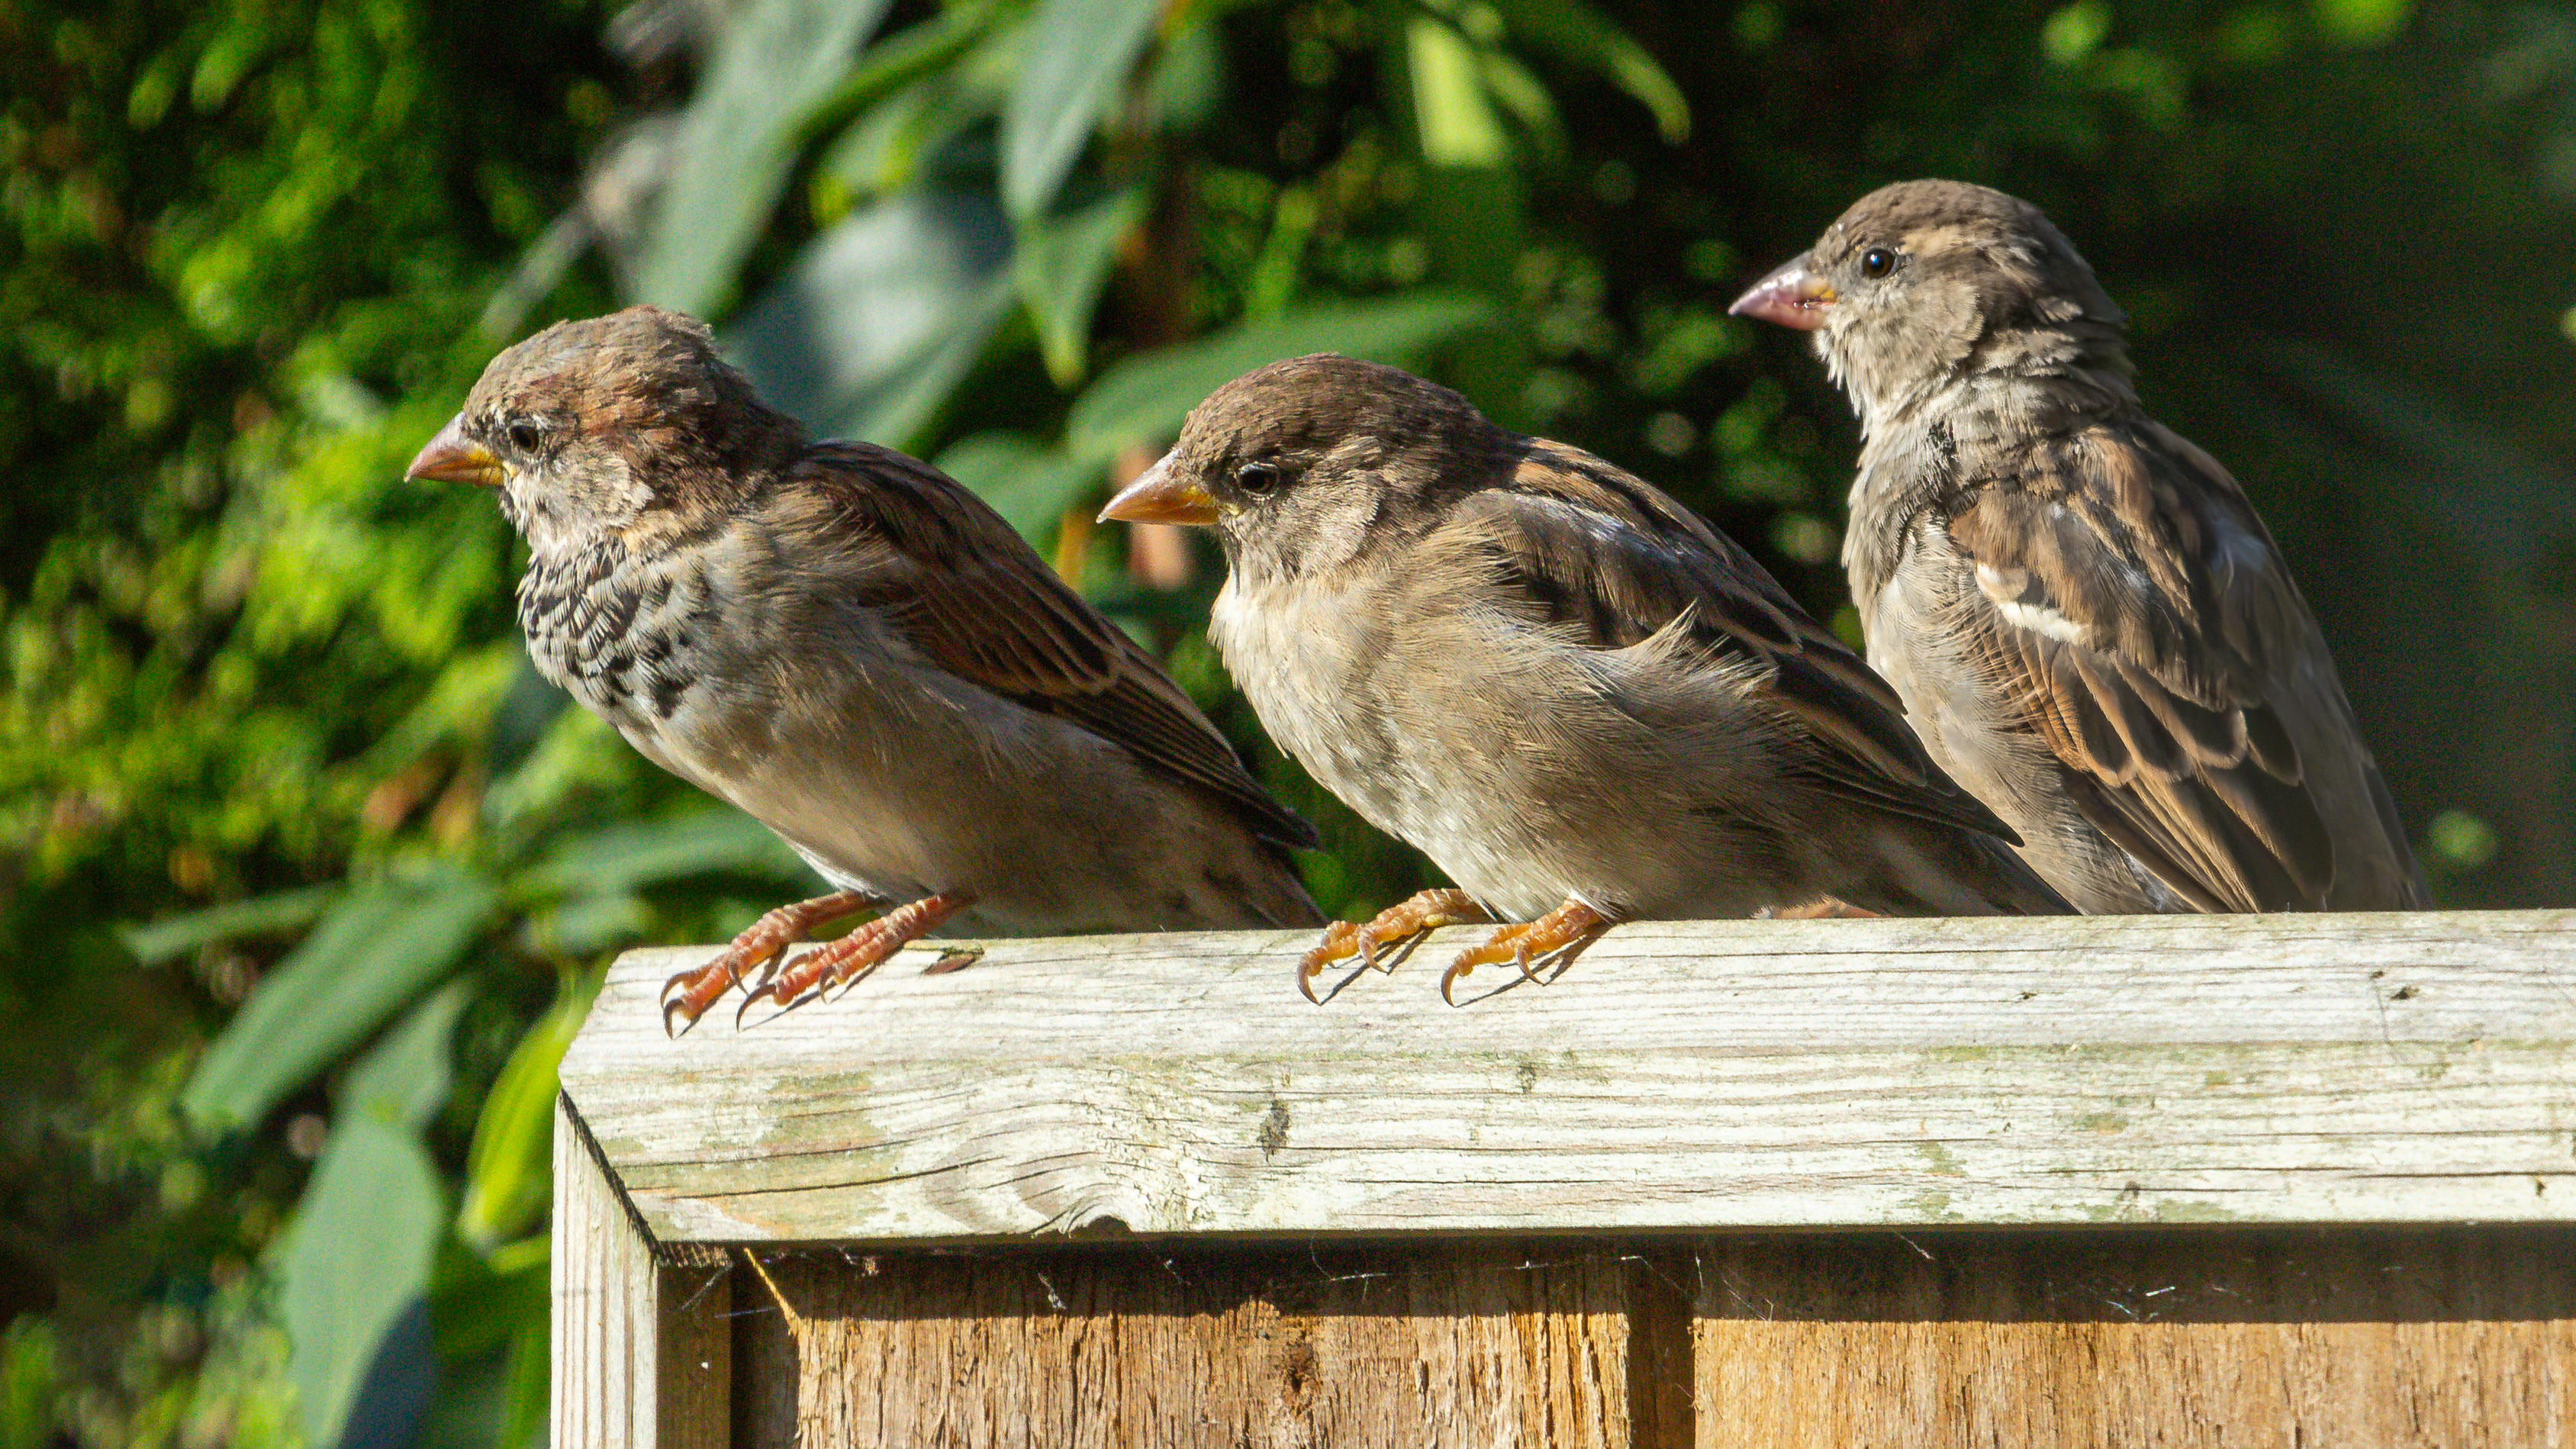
left=662, top=889, right=875, bottom=1037
left=1441, top=900, right=1613, bottom=1006
left=737, top=890, right=978, bottom=1025
left=1298, top=888, right=1492, bottom=1003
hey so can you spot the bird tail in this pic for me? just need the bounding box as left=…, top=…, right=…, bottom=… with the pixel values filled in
left=1840, top=824, right=2076, bottom=916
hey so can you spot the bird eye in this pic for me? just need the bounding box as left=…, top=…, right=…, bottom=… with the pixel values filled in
left=1860, top=248, right=1898, bottom=279
left=505, top=419, right=543, bottom=454
left=1235, top=460, right=1283, bottom=497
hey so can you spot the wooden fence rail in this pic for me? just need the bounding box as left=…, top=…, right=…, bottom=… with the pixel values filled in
left=552, top=910, right=2576, bottom=1446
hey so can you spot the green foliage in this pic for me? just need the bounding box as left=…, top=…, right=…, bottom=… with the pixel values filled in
left=6, top=0, right=2575, bottom=1442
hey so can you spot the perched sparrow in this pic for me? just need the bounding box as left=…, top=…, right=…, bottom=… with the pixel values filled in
left=1101, top=355, right=2068, bottom=1003
left=408, top=307, right=1322, bottom=1031
left=1731, top=179, right=2428, bottom=913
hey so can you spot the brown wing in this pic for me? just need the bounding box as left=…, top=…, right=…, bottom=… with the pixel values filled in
left=1943, top=420, right=2340, bottom=911
left=1463, top=441, right=2022, bottom=845
left=784, top=441, right=1320, bottom=850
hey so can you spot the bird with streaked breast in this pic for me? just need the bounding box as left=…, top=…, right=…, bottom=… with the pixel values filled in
left=408, top=306, right=1322, bottom=1032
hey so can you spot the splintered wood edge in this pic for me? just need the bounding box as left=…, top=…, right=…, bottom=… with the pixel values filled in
left=557, top=910, right=2576, bottom=1245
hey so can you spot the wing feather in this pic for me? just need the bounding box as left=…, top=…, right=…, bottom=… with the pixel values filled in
left=1946, top=422, right=2343, bottom=910
left=785, top=441, right=1320, bottom=850
left=1466, top=442, right=2018, bottom=845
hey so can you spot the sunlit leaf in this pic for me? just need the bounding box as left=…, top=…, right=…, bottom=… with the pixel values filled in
left=935, top=433, right=1107, bottom=546
left=118, top=883, right=340, bottom=966
left=1065, top=295, right=1500, bottom=460
left=1483, top=0, right=1691, bottom=141
left=1015, top=184, right=1150, bottom=385
left=276, top=1117, right=442, bottom=1449
left=459, top=969, right=601, bottom=1251
left=726, top=192, right=1017, bottom=448
left=181, top=865, right=498, bottom=1132
left=1407, top=18, right=1508, bottom=167
left=634, top=0, right=895, bottom=314
left=1000, top=0, right=1165, bottom=217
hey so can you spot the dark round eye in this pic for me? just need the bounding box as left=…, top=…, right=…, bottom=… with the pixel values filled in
left=1235, top=460, right=1283, bottom=497
left=505, top=419, right=543, bottom=454
left=1860, top=248, right=1898, bottom=279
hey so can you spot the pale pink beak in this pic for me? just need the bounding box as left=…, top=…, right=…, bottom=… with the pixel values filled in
left=404, top=413, right=505, bottom=487
left=1728, top=255, right=1835, bottom=332
left=1098, top=451, right=1219, bottom=526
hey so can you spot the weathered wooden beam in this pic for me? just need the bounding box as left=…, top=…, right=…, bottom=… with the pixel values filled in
left=559, top=912, right=2576, bottom=1245
left=727, top=1240, right=1675, bottom=1447
left=1692, top=1226, right=2576, bottom=1446
left=551, top=1095, right=732, bottom=1449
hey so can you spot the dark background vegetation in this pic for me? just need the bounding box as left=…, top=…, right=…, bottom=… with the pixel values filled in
left=4, top=0, right=2571, bottom=1441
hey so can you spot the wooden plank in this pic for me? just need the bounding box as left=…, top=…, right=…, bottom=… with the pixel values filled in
left=557, top=911, right=2576, bottom=1243
left=1691, top=1226, right=2576, bottom=1447
left=552, top=1094, right=732, bottom=1448
left=729, top=1240, right=1663, bottom=1447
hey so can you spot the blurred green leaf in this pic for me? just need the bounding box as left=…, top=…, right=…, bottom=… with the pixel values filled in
left=1483, top=0, right=1689, bottom=141
left=727, top=192, right=1017, bottom=447
left=0, top=1319, right=59, bottom=1449
left=459, top=969, right=601, bottom=1251
left=517, top=808, right=812, bottom=900
left=118, top=883, right=341, bottom=965
left=1407, top=18, right=1509, bottom=167
left=1066, top=295, right=1501, bottom=459
left=1001, top=0, right=1167, bottom=216
left=797, top=0, right=1000, bottom=151
left=343, top=980, right=469, bottom=1133
left=276, top=1116, right=442, bottom=1449
left=1016, top=185, right=1151, bottom=385
left=181, top=866, right=498, bottom=1132
left=936, top=432, right=1109, bottom=545
left=636, top=0, right=896, bottom=313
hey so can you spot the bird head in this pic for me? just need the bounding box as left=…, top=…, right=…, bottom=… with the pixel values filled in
left=1098, top=353, right=1500, bottom=581
left=406, top=305, right=800, bottom=555
left=1730, top=179, right=2130, bottom=430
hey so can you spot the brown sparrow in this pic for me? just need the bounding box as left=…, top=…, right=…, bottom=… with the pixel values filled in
left=408, top=307, right=1322, bottom=1032
left=1732, top=179, right=2428, bottom=912
left=1101, top=354, right=2069, bottom=1004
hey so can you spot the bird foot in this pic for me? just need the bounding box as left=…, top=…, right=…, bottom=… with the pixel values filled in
left=736, top=890, right=978, bottom=1026
left=662, top=890, right=875, bottom=1037
left=1441, top=900, right=1613, bottom=1006
left=1298, top=889, right=1492, bottom=1003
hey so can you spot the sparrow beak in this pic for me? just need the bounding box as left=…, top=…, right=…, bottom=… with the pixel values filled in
left=404, top=414, right=507, bottom=488
left=1728, top=255, right=1835, bottom=332
left=1098, top=451, right=1219, bottom=527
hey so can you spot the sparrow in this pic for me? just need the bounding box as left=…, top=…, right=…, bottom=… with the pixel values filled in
left=407, top=306, right=1322, bottom=1032
left=1731, top=179, right=2429, bottom=913
left=1100, top=354, right=2069, bottom=1004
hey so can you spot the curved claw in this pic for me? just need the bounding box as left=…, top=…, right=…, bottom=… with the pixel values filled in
left=1441, top=959, right=1474, bottom=1007
left=734, top=977, right=785, bottom=1030
left=1297, top=921, right=1364, bottom=1006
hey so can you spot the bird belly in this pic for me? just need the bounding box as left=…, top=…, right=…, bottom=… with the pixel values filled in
left=624, top=636, right=1302, bottom=935
left=1215, top=578, right=1775, bottom=923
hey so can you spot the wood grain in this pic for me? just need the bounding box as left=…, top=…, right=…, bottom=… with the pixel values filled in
left=1692, top=1227, right=2576, bottom=1447
left=552, top=1095, right=732, bottom=1449
left=730, top=1241, right=1667, bottom=1447
left=559, top=911, right=2576, bottom=1244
